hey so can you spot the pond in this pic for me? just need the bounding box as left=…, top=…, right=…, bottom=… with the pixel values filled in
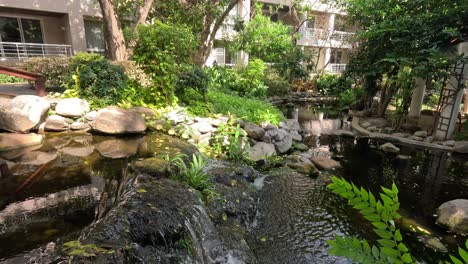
left=0, top=104, right=467, bottom=263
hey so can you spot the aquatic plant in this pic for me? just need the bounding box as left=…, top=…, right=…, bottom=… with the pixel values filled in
left=327, top=176, right=413, bottom=263
left=167, top=153, right=215, bottom=199
left=62, top=240, right=114, bottom=257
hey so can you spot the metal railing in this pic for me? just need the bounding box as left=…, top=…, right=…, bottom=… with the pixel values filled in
left=326, top=63, right=347, bottom=73
left=0, top=42, right=72, bottom=60
left=331, top=31, right=355, bottom=42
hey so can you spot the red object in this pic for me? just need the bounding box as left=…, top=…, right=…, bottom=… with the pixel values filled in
left=0, top=65, right=46, bottom=96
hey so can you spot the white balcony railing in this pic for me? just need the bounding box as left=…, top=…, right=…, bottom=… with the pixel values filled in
left=0, top=42, right=72, bottom=61
left=326, top=63, right=347, bottom=73
left=299, top=28, right=355, bottom=46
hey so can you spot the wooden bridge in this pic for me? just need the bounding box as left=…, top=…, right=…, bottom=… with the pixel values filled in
left=0, top=65, right=46, bottom=97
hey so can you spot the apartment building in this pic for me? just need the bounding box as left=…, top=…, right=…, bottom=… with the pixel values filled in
left=0, top=0, right=103, bottom=62
left=208, top=0, right=356, bottom=74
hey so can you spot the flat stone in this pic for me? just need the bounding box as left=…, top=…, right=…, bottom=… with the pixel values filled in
left=442, top=140, right=456, bottom=147
left=397, top=155, right=411, bottom=160
left=333, top=130, right=354, bottom=137
left=361, top=121, right=372, bottom=128
left=208, top=117, right=228, bottom=127
left=46, top=137, right=72, bottom=149
left=0, top=95, right=50, bottom=133
left=279, top=119, right=301, bottom=131
left=290, top=131, right=302, bottom=141
left=0, top=133, right=44, bottom=151
left=408, top=135, right=424, bottom=141
left=45, top=115, right=70, bottom=131
left=191, top=121, right=213, bottom=134
left=310, top=156, right=341, bottom=170
left=417, top=235, right=448, bottom=253
left=247, top=142, right=276, bottom=161
left=436, top=199, right=468, bottom=234
left=392, top=132, right=410, bottom=138
left=243, top=123, right=265, bottom=141
left=61, top=146, right=95, bottom=157
left=71, top=121, right=90, bottom=130
left=96, top=138, right=142, bottom=159
left=93, top=107, right=147, bottom=134
left=414, top=131, right=428, bottom=137
left=16, top=151, right=57, bottom=165
left=379, top=143, right=400, bottom=153
left=294, top=143, right=309, bottom=151
left=453, top=141, right=468, bottom=154
left=287, top=160, right=319, bottom=177
left=84, top=111, right=97, bottom=121
left=55, top=98, right=90, bottom=117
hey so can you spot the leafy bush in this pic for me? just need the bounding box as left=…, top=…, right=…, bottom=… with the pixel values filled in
left=167, top=153, right=215, bottom=199
left=316, top=74, right=353, bottom=96
left=0, top=74, right=24, bottom=84
left=263, top=69, right=292, bottom=96
left=208, top=90, right=284, bottom=125
left=133, top=21, right=197, bottom=106
left=327, top=177, right=413, bottom=263
left=336, top=86, right=365, bottom=110
left=64, top=52, right=126, bottom=108
left=176, top=66, right=209, bottom=103
left=210, top=118, right=247, bottom=162
left=20, top=57, right=71, bottom=89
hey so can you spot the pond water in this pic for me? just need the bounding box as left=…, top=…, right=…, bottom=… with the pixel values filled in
left=0, top=104, right=467, bottom=263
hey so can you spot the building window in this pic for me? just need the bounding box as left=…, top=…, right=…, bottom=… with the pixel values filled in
left=334, top=16, right=347, bottom=32
left=330, top=50, right=343, bottom=64
left=0, top=16, right=43, bottom=43
left=84, top=20, right=105, bottom=54
left=214, top=42, right=236, bottom=65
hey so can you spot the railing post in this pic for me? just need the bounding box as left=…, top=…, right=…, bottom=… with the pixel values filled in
left=16, top=43, right=20, bottom=60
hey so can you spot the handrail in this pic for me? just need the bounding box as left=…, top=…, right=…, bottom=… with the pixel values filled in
left=0, top=42, right=72, bottom=47
left=0, top=42, right=72, bottom=60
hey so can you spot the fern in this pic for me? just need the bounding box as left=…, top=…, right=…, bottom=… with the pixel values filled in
left=327, top=176, right=413, bottom=264
left=444, top=240, right=468, bottom=264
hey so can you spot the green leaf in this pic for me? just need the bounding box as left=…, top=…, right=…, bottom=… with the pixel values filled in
left=382, top=186, right=394, bottom=197
left=401, top=253, right=413, bottom=263
left=392, top=182, right=399, bottom=195
left=361, top=187, right=369, bottom=202
left=374, top=229, right=393, bottom=239
left=378, top=239, right=397, bottom=248
left=459, top=247, right=468, bottom=263
left=394, top=229, right=403, bottom=242
left=372, top=246, right=380, bottom=259
left=449, top=255, right=464, bottom=264
left=381, top=247, right=399, bottom=258
left=372, top=221, right=388, bottom=229
left=369, top=192, right=377, bottom=207
left=380, top=193, right=395, bottom=206
left=364, top=214, right=381, bottom=222
left=397, top=243, right=409, bottom=253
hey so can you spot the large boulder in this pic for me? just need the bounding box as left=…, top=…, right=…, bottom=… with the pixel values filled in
left=310, top=156, right=341, bottom=170
left=96, top=137, right=143, bottom=159
left=44, top=115, right=70, bottom=131
left=287, top=159, right=319, bottom=177
left=0, top=133, right=43, bottom=151
left=0, top=95, right=50, bottom=133
left=279, top=119, right=301, bottom=131
left=379, top=143, right=400, bottom=153
left=93, top=107, right=147, bottom=134
left=55, top=98, right=90, bottom=117
left=247, top=142, right=276, bottom=161
left=453, top=141, right=468, bottom=154
left=243, top=123, right=265, bottom=140
left=436, top=199, right=468, bottom=234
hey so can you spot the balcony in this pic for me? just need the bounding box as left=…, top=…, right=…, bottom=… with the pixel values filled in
left=326, top=63, right=347, bottom=73
left=298, top=28, right=354, bottom=48
left=0, top=42, right=72, bottom=61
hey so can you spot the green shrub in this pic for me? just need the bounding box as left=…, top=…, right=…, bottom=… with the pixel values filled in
left=19, top=57, right=71, bottom=89
left=176, top=66, right=209, bottom=103
left=208, top=89, right=284, bottom=125
left=64, top=52, right=126, bottom=108
left=0, top=74, right=24, bottom=84
left=210, top=118, right=247, bottom=162
left=133, top=21, right=197, bottom=106
left=316, top=74, right=353, bottom=96
left=263, top=69, right=292, bottom=96
left=336, top=86, right=365, bottom=110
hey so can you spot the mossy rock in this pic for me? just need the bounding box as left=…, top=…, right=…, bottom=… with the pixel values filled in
left=132, top=157, right=170, bottom=177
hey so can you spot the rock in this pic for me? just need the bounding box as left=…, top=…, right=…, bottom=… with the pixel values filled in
left=436, top=199, right=468, bottom=234
left=44, top=115, right=70, bottom=131
left=0, top=133, right=43, bottom=151
left=46, top=137, right=71, bottom=149
left=130, top=106, right=155, bottom=118
left=361, top=121, right=372, bottom=128
left=290, top=131, right=302, bottom=141
left=93, top=107, right=147, bottom=134
left=191, top=121, right=213, bottom=134
left=287, top=160, right=319, bottom=177
left=243, top=123, right=265, bottom=141
left=294, top=143, right=309, bottom=151
left=333, top=129, right=354, bottom=137
left=96, top=137, right=143, bottom=159
left=274, top=129, right=293, bottom=154
left=0, top=95, right=50, bottom=133
left=414, top=131, right=428, bottom=137
left=16, top=151, right=57, bottom=165
left=408, top=135, right=423, bottom=141
left=198, top=133, right=211, bottom=146
left=392, top=132, right=410, bottom=138
left=208, top=117, right=228, bottom=127
left=247, top=142, right=276, bottom=161
left=453, top=141, right=468, bottom=154
left=310, top=156, right=341, bottom=170
left=367, top=126, right=380, bottom=133
left=442, top=140, right=456, bottom=147
left=55, top=98, right=89, bottom=117
left=263, top=124, right=277, bottom=131
left=379, top=143, right=400, bottom=153
left=132, top=157, right=170, bottom=177
left=84, top=111, right=97, bottom=121
left=424, top=136, right=433, bottom=143
left=367, top=118, right=389, bottom=128
left=61, top=146, right=95, bottom=157
left=397, top=155, right=411, bottom=160
left=70, top=121, right=90, bottom=130
left=166, top=108, right=189, bottom=124
left=417, top=236, right=448, bottom=253
left=279, top=119, right=301, bottom=131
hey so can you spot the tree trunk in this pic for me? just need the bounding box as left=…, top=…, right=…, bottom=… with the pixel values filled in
left=194, top=0, right=240, bottom=67
left=98, top=0, right=128, bottom=61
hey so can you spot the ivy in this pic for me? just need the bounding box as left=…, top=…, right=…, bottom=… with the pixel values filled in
left=327, top=176, right=413, bottom=263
